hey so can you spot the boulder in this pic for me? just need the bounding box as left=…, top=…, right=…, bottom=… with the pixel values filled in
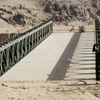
left=63, top=4, right=67, bottom=11
left=96, top=9, right=100, bottom=16
left=12, top=13, right=24, bottom=25
left=69, top=5, right=77, bottom=16
left=12, top=6, right=18, bottom=10
left=55, top=14, right=60, bottom=21
left=44, top=3, right=52, bottom=13
left=42, top=0, right=100, bottom=22
left=53, top=3, right=60, bottom=11
left=92, top=0, right=98, bottom=3
left=92, top=2, right=98, bottom=8
left=19, top=5, right=24, bottom=9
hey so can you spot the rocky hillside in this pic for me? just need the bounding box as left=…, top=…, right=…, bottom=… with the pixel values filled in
left=0, top=5, right=47, bottom=27
left=0, top=0, right=50, bottom=27
left=0, top=0, right=100, bottom=27
left=42, top=0, right=100, bottom=22
left=0, top=0, right=97, bottom=43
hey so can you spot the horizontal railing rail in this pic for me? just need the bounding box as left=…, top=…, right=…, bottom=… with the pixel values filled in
left=0, top=20, right=53, bottom=76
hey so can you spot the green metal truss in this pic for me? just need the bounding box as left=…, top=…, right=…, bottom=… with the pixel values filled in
left=0, top=20, right=53, bottom=76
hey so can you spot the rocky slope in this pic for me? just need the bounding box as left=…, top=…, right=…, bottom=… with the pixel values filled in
left=42, top=0, right=100, bottom=22
left=0, top=0, right=99, bottom=43
left=0, top=0, right=100, bottom=27
left=0, top=4, right=45, bottom=26
left=0, top=0, right=51, bottom=27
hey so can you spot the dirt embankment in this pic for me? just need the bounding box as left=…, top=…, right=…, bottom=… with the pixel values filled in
left=0, top=0, right=97, bottom=43
left=43, top=0, right=100, bottom=22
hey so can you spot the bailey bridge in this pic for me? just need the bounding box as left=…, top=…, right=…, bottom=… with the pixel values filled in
left=0, top=20, right=99, bottom=81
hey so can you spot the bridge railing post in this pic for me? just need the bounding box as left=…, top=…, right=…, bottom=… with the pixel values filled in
left=0, top=20, right=53, bottom=76
left=95, top=49, right=100, bottom=80
left=95, top=19, right=100, bottom=80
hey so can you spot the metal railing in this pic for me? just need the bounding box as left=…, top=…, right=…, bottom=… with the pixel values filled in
left=94, top=19, right=100, bottom=80
left=0, top=20, right=53, bottom=76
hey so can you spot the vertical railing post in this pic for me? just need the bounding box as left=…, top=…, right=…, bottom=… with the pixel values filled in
left=0, top=20, right=53, bottom=77
left=95, top=19, right=100, bottom=80
left=95, top=49, right=100, bottom=80
left=0, top=52, right=3, bottom=76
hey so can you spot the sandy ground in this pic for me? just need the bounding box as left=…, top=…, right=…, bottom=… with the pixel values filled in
left=0, top=24, right=99, bottom=100
left=0, top=0, right=99, bottom=100
left=0, top=17, right=96, bottom=100
left=0, top=20, right=97, bottom=100
left=0, top=21, right=95, bottom=33
left=53, top=21, right=95, bottom=33
left=0, top=80, right=100, bottom=100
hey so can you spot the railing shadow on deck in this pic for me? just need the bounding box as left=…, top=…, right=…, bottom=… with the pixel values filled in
left=47, top=32, right=81, bottom=80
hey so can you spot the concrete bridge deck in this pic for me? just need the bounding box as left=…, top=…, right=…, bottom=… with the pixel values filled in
left=0, top=32, right=95, bottom=81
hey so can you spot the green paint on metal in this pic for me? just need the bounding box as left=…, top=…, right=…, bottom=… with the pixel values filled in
left=0, top=20, right=53, bottom=76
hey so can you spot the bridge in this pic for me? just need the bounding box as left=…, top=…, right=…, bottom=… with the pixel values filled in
left=0, top=20, right=98, bottom=81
